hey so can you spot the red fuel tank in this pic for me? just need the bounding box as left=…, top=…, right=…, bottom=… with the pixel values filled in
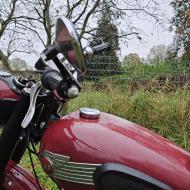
left=0, top=71, right=20, bottom=125
left=40, top=110, right=190, bottom=190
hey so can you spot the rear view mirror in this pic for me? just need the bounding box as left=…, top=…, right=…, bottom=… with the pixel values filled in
left=55, top=17, right=86, bottom=74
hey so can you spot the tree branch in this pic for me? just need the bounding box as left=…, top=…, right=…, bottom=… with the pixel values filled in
left=80, top=0, right=101, bottom=38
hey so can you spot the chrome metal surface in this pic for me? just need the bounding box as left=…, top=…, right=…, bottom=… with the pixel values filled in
left=79, top=108, right=101, bottom=119
left=0, top=70, right=11, bottom=77
left=43, top=150, right=101, bottom=185
left=21, top=82, right=42, bottom=128
left=23, top=87, right=31, bottom=94
left=84, top=47, right=94, bottom=57
left=55, top=16, right=86, bottom=74
left=68, top=85, right=79, bottom=99
left=13, top=77, right=27, bottom=88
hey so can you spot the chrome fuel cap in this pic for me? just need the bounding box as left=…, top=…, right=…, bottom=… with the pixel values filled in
left=79, top=108, right=101, bottom=119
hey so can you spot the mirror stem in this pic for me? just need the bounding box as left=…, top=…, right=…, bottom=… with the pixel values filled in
left=43, top=44, right=58, bottom=61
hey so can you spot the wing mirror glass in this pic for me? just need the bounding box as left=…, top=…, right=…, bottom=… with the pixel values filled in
left=55, top=17, right=86, bottom=74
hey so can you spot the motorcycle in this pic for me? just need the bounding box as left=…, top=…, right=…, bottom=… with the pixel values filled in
left=0, top=16, right=190, bottom=190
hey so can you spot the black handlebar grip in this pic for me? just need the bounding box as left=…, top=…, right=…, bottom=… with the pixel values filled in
left=41, top=69, right=71, bottom=99
left=41, top=69, right=62, bottom=91
left=91, top=42, right=110, bottom=54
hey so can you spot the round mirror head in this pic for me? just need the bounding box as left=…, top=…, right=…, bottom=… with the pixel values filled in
left=55, top=17, right=86, bottom=74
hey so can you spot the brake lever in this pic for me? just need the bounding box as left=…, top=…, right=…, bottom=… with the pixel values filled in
left=21, top=82, right=42, bottom=128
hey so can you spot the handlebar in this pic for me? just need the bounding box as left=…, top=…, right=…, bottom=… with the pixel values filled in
left=92, top=42, right=110, bottom=54
left=35, top=42, right=110, bottom=70
left=41, top=69, right=79, bottom=99
left=41, top=69, right=62, bottom=91
left=84, top=42, right=110, bottom=56
left=35, top=42, right=110, bottom=99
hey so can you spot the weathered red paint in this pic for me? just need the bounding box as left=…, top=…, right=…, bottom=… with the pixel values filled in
left=0, top=80, right=20, bottom=100
left=40, top=111, right=190, bottom=190
left=3, top=160, right=45, bottom=190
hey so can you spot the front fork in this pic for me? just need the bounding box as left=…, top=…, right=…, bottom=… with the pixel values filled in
left=0, top=93, right=30, bottom=184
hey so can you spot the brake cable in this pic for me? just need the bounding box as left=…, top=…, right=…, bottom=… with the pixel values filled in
left=26, top=127, right=42, bottom=190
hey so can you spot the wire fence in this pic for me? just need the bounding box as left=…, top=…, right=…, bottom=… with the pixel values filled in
left=8, top=56, right=190, bottom=91
left=83, top=56, right=190, bottom=83
left=85, top=56, right=123, bottom=80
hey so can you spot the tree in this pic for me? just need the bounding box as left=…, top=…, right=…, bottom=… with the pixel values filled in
left=124, top=53, right=141, bottom=65
left=0, top=0, right=103, bottom=69
left=147, top=44, right=168, bottom=64
left=171, top=0, right=190, bottom=60
left=87, top=0, right=121, bottom=79
left=90, top=0, right=119, bottom=57
left=0, top=0, right=19, bottom=69
left=0, top=0, right=38, bottom=69
left=20, top=0, right=103, bottom=48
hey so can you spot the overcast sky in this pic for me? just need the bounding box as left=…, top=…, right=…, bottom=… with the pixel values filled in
left=121, top=0, right=174, bottom=59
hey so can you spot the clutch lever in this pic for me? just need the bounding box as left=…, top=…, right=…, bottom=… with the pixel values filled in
left=21, top=82, right=42, bottom=128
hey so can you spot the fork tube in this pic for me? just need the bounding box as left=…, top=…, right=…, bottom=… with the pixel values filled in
left=11, top=135, right=28, bottom=163
left=0, top=93, right=30, bottom=184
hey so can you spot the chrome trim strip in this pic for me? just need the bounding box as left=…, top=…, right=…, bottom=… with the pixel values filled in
left=43, top=150, right=101, bottom=185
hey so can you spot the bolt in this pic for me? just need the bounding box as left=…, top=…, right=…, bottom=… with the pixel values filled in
left=8, top=181, right=12, bottom=186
